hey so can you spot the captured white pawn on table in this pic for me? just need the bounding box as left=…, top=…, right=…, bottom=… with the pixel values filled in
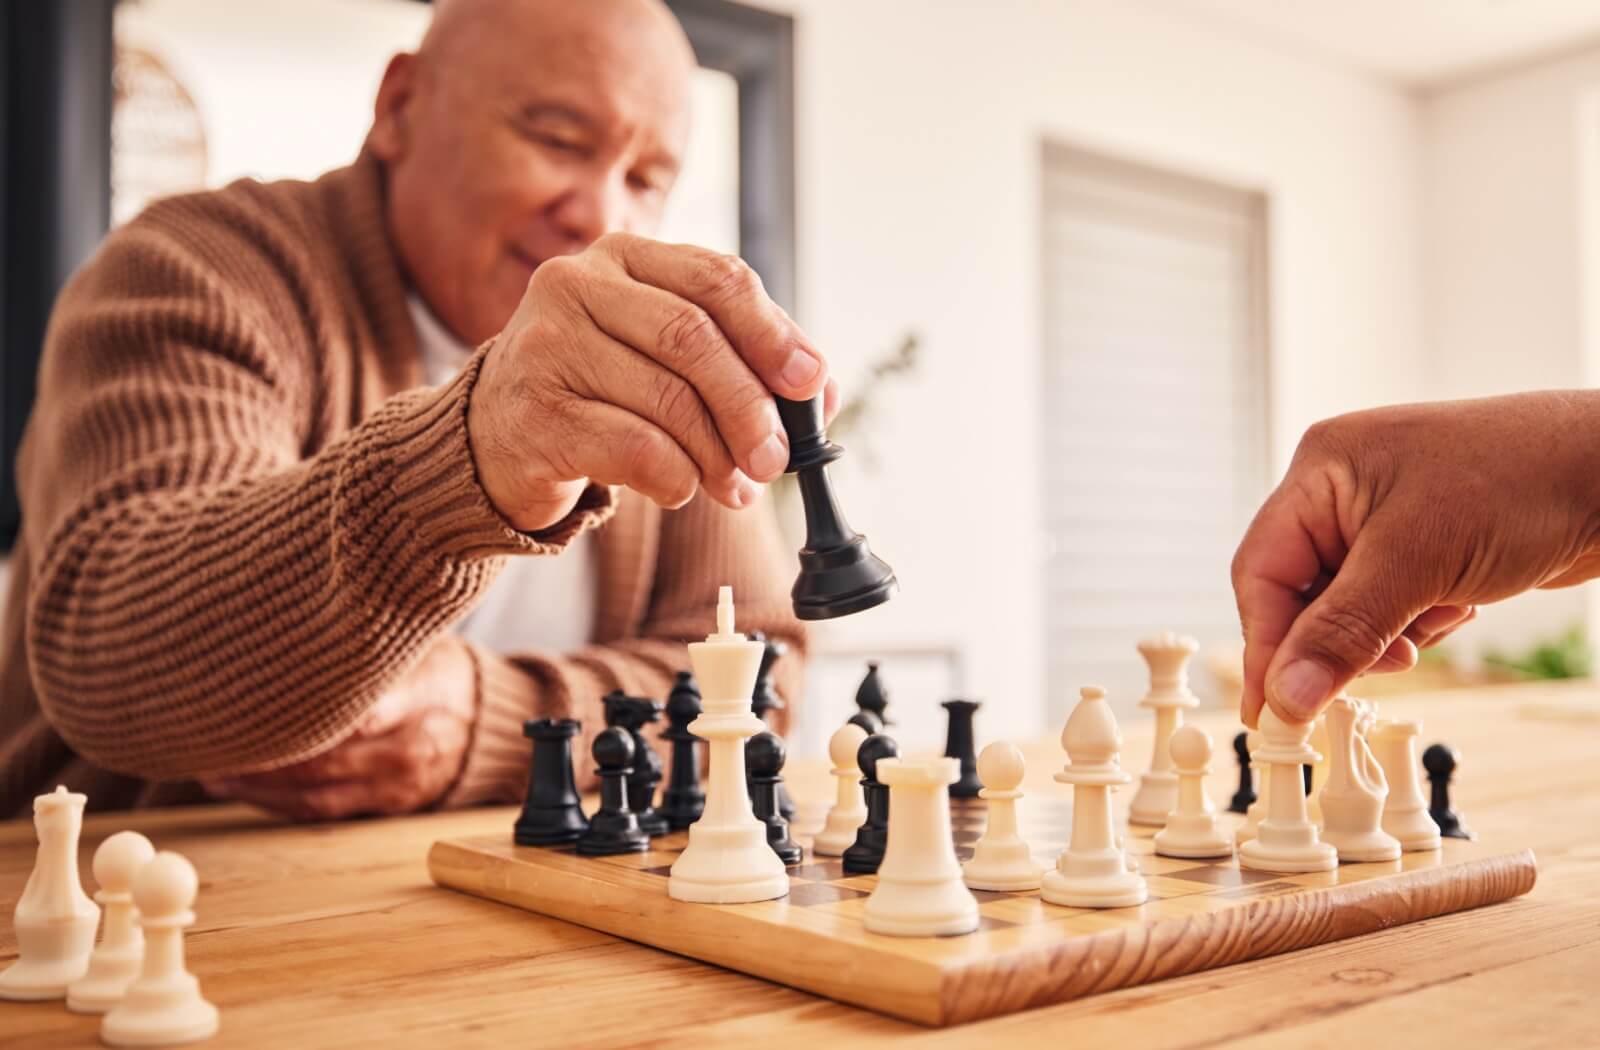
left=69, top=830, right=158, bottom=1013
left=962, top=741, right=1044, bottom=891
left=102, top=851, right=219, bottom=1047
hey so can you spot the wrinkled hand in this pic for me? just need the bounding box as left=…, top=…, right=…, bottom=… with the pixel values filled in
left=202, top=636, right=477, bottom=820
left=468, top=233, right=839, bottom=533
left=1232, top=392, right=1600, bottom=728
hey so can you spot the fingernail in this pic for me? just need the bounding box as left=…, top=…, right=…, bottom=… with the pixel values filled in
left=1269, top=660, right=1333, bottom=720
left=748, top=433, right=788, bottom=479
left=781, top=349, right=821, bottom=389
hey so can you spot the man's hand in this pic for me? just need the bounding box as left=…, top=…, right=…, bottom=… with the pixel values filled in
left=469, top=233, right=839, bottom=533
left=202, top=636, right=477, bottom=820
left=1232, top=391, right=1600, bottom=728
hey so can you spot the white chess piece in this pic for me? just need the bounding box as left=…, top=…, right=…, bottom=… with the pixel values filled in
left=864, top=757, right=979, bottom=936
left=1153, top=726, right=1234, bottom=859
left=0, top=785, right=101, bottom=1001
left=1318, top=698, right=1401, bottom=863
left=67, top=831, right=157, bottom=1013
left=668, top=587, right=789, bottom=904
left=1128, top=633, right=1201, bottom=826
left=1238, top=706, right=1338, bottom=873
left=1370, top=717, right=1443, bottom=851
left=1041, top=686, right=1149, bottom=909
left=100, top=851, right=218, bottom=1047
left=813, top=723, right=869, bottom=857
left=1235, top=730, right=1268, bottom=846
left=962, top=741, right=1044, bottom=891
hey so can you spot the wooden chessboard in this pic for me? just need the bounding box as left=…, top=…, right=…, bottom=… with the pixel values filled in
left=427, top=799, right=1537, bottom=1027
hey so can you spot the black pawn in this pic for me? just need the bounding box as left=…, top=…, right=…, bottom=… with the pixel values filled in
left=661, top=672, right=705, bottom=831
left=776, top=394, right=897, bottom=620
left=576, top=728, right=649, bottom=856
left=846, top=710, right=883, bottom=736
left=842, top=734, right=900, bottom=874
left=1228, top=731, right=1256, bottom=815
left=1303, top=763, right=1313, bottom=796
left=855, top=660, right=891, bottom=726
left=747, top=731, right=803, bottom=865
left=748, top=633, right=796, bottom=822
left=1423, top=743, right=1475, bottom=840
left=941, top=699, right=982, bottom=798
left=604, top=691, right=668, bottom=838
left=514, top=718, right=589, bottom=846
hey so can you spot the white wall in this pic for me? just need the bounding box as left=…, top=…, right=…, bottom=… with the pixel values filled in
left=1419, top=46, right=1600, bottom=663
left=760, top=0, right=1425, bottom=749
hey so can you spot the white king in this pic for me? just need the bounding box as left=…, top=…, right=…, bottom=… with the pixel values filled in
left=668, top=587, right=790, bottom=904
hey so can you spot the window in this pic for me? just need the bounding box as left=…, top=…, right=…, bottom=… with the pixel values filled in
left=1040, top=143, right=1269, bottom=718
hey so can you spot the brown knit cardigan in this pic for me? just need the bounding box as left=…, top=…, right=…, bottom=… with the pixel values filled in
left=0, top=152, right=805, bottom=817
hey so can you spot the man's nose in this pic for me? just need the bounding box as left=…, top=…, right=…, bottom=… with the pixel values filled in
left=550, top=171, right=628, bottom=249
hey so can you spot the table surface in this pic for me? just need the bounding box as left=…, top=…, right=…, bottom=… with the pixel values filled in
left=3, top=681, right=1598, bottom=1049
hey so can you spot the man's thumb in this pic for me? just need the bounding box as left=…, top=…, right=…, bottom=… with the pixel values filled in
left=1265, top=533, right=1420, bottom=721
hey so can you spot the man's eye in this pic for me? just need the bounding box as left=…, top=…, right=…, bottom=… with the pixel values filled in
left=534, top=132, right=586, bottom=155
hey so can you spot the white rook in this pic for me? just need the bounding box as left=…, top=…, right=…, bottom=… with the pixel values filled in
left=864, top=757, right=979, bottom=936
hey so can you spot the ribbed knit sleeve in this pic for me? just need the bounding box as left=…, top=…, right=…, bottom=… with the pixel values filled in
left=18, top=193, right=612, bottom=782
left=442, top=491, right=806, bottom=806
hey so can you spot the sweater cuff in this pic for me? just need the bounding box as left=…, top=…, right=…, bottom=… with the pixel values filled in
left=442, top=642, right=543, bottom=807
left=378, top=344, right=616, bottom=563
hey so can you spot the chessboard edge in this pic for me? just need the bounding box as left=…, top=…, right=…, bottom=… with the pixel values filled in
left=931, top=846, right=1540, bottom=1026
left=425, top=837, right=951, bottom=1025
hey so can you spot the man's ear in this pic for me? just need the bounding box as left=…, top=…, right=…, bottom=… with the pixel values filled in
left=369, top=52, right=418, bottom=161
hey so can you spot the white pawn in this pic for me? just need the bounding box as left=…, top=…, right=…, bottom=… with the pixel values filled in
left=1370, top=717, right=1442, bottom=851
left=68, top=831, right=158, bottom=1013
left=0, top=785, right=101, bottom=1001
left=1041, top=686, right=1148, bottom=909
left=101, top=851, right=219, bottom=1047
left=1238, top=706, right=1337, bottom=873
left=863, top=757, right=979, bottom=936
left=962, top=742, right=1044, bottom=891
left=1153, top=726, right=1234, bottom=859
left=1235, top=730, right=1269, bottom=846
left=1318, top=697, right=1401, bottom=863
left=813, top=723, right=869, bottom=856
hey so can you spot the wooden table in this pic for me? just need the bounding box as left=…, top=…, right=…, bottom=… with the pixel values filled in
left=4, top=682, right=1598, bottom=1048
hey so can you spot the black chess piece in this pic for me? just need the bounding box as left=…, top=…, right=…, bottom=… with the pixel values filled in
left=941, top=699, right=982, bottom=799
left=747, top=633, right=796, bottom=822
left=1423, top=743, right=1474, bottom=840
left=845, top=710, right=883, bottom=736
left=1227, top=730, right=1256, bottom=815
left=603, top=691, right=668, bottom=837
left=747, top=731, right=803, bottom=865
left=776, top=394, right=897, bottom=620
left=1303, top=763, right=1313, bottom=796
left=513, top=718, right=589, bottom=846
left=661, top=672, right=705, bottom=831
left=842, top=733, right=900, bottom=875
left=576, top=728, right=650, bottom=856
left=855, top=660, right=891, bottom=726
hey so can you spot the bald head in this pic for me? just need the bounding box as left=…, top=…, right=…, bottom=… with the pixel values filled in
left=369, top=0, right=698, bottom=343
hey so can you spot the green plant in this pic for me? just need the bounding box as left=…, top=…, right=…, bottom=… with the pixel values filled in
left=1482, top=625, right=1592, bottom=680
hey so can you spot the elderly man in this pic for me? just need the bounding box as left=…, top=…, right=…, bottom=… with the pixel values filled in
left=0, top=0, right=827, bottom=818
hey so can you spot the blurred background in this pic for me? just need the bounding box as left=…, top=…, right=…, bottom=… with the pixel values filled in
left=5, top=0, right=1600, bottom=758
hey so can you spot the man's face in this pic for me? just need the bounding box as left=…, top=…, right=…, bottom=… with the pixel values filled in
left=374, top=0, right=692, bottom=344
